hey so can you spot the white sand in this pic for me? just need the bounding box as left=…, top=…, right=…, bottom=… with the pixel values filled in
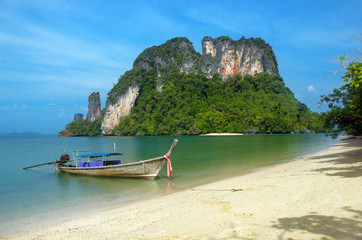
left=201, top=133, right=244, bottom=136
left=2, top=137, right=361, bottom=240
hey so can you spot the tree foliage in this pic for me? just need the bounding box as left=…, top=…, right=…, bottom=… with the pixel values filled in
left=59, top=114, right=103, bottom=137
left=320, top=61, right=362, bottom=138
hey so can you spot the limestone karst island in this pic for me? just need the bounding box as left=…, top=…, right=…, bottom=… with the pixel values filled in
left=59, top=36, right=323, bottom=137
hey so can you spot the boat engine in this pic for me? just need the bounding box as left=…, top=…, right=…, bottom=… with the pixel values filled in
left=58, top=153, right=70, bottom=166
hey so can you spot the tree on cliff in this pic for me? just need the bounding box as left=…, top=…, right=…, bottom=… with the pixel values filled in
left=320, top=60, right=362, bottom=138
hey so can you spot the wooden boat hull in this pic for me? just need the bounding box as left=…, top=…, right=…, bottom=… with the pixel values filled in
left=58, top=139, right=178, bottom=180
left=58, top=156, right=166, bottom=180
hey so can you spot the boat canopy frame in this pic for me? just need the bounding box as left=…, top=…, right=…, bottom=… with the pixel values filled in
left=77, top=152, right=123, bottom=158
left=71, top=151, right=123, bottom=167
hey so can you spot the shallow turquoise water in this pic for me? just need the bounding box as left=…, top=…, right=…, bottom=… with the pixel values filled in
left=0, top=135, right=337, bottom=235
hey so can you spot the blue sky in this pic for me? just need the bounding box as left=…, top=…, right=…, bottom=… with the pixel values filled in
left=0, top=0, right=361, bottom=135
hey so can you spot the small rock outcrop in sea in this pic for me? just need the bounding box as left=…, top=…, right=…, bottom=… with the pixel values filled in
left=243, top=129, right=259, bottom=135
left=187, top=129, right=202, bottom=135
left=201, top=36, right=279, bottom=80
left=86, top=92, right=101, bottom=122
left=58, top=129, right=74, bottom=137
left=73, top=113, right=84, bottom=121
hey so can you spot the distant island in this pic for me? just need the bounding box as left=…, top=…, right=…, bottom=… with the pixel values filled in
left=59, top=36, right=324, bottom=137
left=0, top=132, right=42, bottom=137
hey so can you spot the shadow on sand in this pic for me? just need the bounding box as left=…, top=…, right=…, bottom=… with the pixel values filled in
left=272, top=207, right=362, bottom=240
left=309, top=138, right=362, bottom=178
left=272, top=138, right=362, bottom=239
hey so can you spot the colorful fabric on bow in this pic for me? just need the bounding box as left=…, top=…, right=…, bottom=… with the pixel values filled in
left=164, top=154, right=172, bottom=177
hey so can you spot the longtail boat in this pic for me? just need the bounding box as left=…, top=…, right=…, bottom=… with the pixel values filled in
left=56, top=139, right=178, bottom=180
left=22, top=139, right=178, bottom=180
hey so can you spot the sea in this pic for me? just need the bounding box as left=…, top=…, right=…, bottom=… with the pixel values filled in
left=0, top=134, right=338, bottom=236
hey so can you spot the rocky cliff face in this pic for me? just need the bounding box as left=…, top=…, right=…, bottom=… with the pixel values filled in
left=133, top=37, right=201, bottom=92
left=133, top=36, right=278, bottom=82
left=201, top=36, right=278, bottom=80
left=101, top=84, right=140, bottom=135
left=73, top=113, right=84, bottom=121
left=133, top=37, right=200, bottom=74
left=86, top=92, right=101, bottom=122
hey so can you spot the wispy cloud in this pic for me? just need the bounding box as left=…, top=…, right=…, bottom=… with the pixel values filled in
left=0, top=3, right=139, bottom=93
left=0, top=103, right=30, bottom=111
left=184, top=3, right=267, bottom=36
left=45, top=102, right=87, bottom=119
left=0, top=24, right=130, bottom=69
left=0, top=10, right=138, bottom=106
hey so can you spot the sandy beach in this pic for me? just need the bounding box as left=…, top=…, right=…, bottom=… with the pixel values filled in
left=2, top=137, right=361, bottom=240
left=201, top=133, right=244, bottom=136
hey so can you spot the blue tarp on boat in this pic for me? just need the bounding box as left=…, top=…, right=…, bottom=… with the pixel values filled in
left=78, top=160, right=122, bottom=168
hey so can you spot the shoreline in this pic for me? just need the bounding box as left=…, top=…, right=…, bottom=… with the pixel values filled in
left=201, top=133, right=244, bottom=136
left=2, top=137, right=361, bottom=239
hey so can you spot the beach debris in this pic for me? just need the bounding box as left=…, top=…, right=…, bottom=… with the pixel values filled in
left=231, top=188, right=243, bottom=192
left=191, top=188, right=243, bottom=192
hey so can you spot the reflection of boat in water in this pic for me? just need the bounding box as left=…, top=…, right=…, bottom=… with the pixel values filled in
left=57, top=139, right=178, bottom=180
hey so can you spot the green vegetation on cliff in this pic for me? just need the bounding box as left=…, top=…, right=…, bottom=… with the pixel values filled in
left=111, top=68, right=323, bottom=135
left=107, top=67, right=154, bottom=105
left=58, top=113, right=103, bottom=137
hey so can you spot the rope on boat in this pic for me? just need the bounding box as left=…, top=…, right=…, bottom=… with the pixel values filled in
left=141, top=156, right=241, bottom=192
left=149, top=158, right=243, bottom=192
left=53, top=162, right=59, bottom=172
left=156, top=173, right=191, bottom=191
left=140, top=158, right=189, bottom=191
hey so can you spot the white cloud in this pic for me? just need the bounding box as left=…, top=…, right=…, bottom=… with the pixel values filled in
left=308, top=85, right=315, bottom=92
